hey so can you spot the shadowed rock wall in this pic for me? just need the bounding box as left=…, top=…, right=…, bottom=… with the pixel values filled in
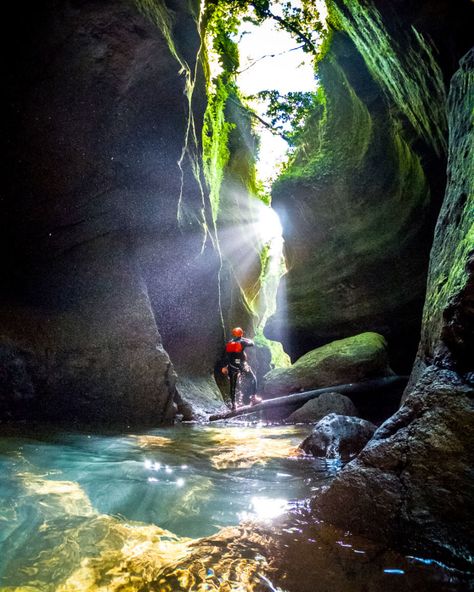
left=318, top=48, right=474, bottom=566
left=0, top=0, right=225, bottom=424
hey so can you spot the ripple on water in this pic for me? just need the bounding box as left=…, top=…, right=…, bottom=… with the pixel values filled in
left=0, top=423, right=471, bottom=591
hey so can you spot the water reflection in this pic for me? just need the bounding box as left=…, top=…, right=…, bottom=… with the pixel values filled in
left=238, top=496, right=290, bottom=522
left=0, top=423, right=471, bottom=591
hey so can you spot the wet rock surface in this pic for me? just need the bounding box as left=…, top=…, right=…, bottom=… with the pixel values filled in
left=317, top=48, right=474, bottom=565
left=285, top=392, right=358, bottom=424
left=299, top=413, right=376, bottom=459
left=318, top=369, right=474, bottom=564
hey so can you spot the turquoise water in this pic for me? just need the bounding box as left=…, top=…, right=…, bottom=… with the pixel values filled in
left=0, top=422, right=471, bottom=591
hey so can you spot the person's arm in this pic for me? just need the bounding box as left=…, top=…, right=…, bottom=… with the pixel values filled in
left=221, top=344, right=230, bottom=375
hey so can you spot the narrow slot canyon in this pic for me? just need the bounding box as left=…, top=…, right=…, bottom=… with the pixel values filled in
left=0, top=1, right=473, bottom=590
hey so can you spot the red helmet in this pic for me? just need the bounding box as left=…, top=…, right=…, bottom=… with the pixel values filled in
left=231, top=327, right=244, bottom=337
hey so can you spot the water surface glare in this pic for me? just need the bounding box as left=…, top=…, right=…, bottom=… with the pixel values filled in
left=0, top=422, right=471, bottom=591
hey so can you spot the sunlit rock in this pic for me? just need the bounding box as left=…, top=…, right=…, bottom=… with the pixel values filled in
left=265, top=30, right=433, bottom=372
left=266, top=0, right=474, bottom=373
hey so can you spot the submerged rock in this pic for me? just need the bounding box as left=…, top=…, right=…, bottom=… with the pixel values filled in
left=262, top=332, right=393, bottom=398
left=299, top=413, right=376, bottom=459
left=285, top=392, right=358, bottom=424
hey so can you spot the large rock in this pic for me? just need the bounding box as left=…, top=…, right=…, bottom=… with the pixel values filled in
left=318, top=369, right=474, bottom=561
left=0, top=0, right=226, bottom=424
left=318, top=48, right=474, bottom=564
left=262, top=332, right=393, bottom=398
left=286, top=392, right=358, bottom=424
left=300, top=413, right=376, bottom=459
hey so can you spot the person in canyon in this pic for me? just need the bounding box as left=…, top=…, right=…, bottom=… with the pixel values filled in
left=221, top=327, right=258, bottom=410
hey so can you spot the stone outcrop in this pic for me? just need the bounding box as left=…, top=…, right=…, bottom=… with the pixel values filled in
left=0, top=0, right=225, bottom=424
left=285, top=392, right=358, bottom=424
left=317, top=48, right=474, bottom=565
left=300, top=413, right=376, bottom=459
left=262, top=332, right=393, bottom=398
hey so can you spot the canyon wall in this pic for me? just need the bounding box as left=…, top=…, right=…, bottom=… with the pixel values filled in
left=0, top=0, right=226, bottom=424
left=266, top=0, right=473, bottom=373
left=317, top=46, right=473, bottom=565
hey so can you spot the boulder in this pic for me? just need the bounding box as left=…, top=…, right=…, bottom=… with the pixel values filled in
left=299, top=413, right=377, bottom=459
left=175, top=375, right=228, bottom=421
left=262, top=332, right=393, bottom=398
left=285, top=392, right=358, bottom=424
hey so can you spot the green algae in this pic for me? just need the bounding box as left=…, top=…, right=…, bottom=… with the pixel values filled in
left=202, top=76, right=235, bottom=222
left=421, top=54, right=474, bottom=353
left=255, top=330, right=291, bottom=369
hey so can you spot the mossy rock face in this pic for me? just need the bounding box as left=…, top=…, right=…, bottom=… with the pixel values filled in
left=262, top=332, right=393, bottom=398
left=265, top=31, right=440, bottom=373
left=318, top=48, right=474, bottom=565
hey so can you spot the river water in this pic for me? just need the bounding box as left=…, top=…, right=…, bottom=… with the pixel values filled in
left=0, top=422, right=472, bottom=591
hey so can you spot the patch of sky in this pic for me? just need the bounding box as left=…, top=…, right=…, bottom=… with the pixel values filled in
left=234, top=2, right=319, bottom=189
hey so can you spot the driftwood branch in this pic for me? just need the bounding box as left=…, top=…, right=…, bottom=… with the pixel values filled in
left=208, top=376, right=408, bottom=421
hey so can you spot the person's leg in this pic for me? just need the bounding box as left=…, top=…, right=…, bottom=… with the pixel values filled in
left=242, top=364, right=257, bottom=405
left=229, top=370, right=238, bottom=409
left=236, top=372, right=244, bottom=408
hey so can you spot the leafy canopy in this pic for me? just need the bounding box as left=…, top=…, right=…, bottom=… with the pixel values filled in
left=204, top=0, right=326, bottom=143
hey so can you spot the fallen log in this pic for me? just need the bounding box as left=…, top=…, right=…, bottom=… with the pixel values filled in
left=208, top=375, right=408, bottom=421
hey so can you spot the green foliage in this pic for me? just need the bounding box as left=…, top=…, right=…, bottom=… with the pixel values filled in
left=274, top=84, right=328, bottom=180
left=206, top=0, right=323, bottom=54
left=248, top=90, right=320, bottom=145
left=202, top=77, right=236, bottom=220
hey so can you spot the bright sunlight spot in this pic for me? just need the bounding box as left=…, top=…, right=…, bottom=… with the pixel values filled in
left=238, top=496, right=289, bottom=522
left=257, top=200, right=284, bottom=243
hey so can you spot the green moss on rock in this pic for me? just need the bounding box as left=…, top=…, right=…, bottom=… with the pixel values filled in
left=327, top=0, right=447, bottom=155
left=262, top=332, right=393, bottom=397
left=266, top=31, right=431, bottom=370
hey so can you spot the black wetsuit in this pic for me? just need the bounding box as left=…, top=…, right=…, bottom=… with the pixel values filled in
left=224, top=337, right=257, bottom=408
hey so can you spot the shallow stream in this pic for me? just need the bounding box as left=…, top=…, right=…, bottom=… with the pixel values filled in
left=0, top=422, right=471, bottom=591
